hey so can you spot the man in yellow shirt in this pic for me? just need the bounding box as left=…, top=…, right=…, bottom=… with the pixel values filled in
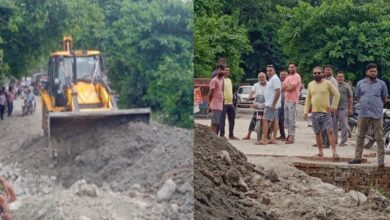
left=304, top=66, right=340, bottom=158
left=219, top=67, right=239, bottom=139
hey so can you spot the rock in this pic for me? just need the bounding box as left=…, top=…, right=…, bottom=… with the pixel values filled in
left=249, top=174, right=264, bottom=186
left=218, top=150, right=232, bottom=166
left=367, top=189, right=390, bottom=210
left=170, top=203, right=179, bottom=220
left=157, top=179, right=177, bottom=202
left=225, top=168, right=248, bottom=192
left=177, top=182, right=192, bottom=194
left=262, top=197, right=271, bottom=206
left=348, top=190, right=367, bottom=205
left=73, top=180, right=98, bottom=197
left=315, top=206, right=327, bottom=218
left=265, top=169, right=279, bottom=183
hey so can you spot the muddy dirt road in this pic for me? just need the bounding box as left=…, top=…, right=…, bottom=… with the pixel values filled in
left=0, top=97, right=193, bottom=219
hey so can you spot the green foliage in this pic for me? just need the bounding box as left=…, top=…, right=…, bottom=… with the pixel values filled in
left=194, top=0, right=252, bottom=86
left=278, top=0, right=390, bottom=84
left=194, top=14, right=251, bottom=84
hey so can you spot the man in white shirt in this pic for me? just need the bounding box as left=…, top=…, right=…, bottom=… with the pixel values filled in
left=256, top=64, right=281, bottom=145
left=242, top=72, right=267, bottom=140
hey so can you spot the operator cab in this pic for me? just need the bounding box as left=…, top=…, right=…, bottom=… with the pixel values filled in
left=48, top=53, right=106, bottom=107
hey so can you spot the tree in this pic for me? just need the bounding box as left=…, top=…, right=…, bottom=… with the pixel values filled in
left=194, top=0, right=251, bottom=86
left=278, top=0, right=390, bottom=84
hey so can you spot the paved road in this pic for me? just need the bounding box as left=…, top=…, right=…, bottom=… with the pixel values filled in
left=195, top=104, right=388, bottom=166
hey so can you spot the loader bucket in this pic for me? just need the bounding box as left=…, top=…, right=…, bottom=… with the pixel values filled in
left=47, top=108, right=151, bottom=157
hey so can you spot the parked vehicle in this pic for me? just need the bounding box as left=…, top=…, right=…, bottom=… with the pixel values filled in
left=236, top=85, right=253, bottom=108
left=299, top=88, right=307, bottom=104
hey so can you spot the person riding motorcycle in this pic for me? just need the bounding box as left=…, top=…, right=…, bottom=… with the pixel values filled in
left=23, top=88, right=35, bottom=115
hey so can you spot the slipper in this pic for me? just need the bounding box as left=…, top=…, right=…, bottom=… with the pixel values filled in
left=242, top=136, right=250, bottom=140
left=314, top=153, right=324, bottom=157
left=333, top=153, right=340, bottom=159
left=285, top=140, right=294, bottom=144
left=255, top=141, right=269, bottom=145
left=269, top=141, right=278, bottom=144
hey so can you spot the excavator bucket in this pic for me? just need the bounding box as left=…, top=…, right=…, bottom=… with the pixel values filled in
left=47, top=108, right=151, bottom=157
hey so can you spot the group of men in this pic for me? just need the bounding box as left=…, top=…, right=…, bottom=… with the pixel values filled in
left=208, top=58, right=389, bottom=167
left=0, top=87, right=15, bottom=120
left=208, top=61, right=302, bottom=146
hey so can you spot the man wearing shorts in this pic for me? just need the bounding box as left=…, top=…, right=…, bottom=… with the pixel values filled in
left=208, top=64, right=225, bottom=134
left=304, top=66, right=340, bottom=158
left=256, top=64, right=281, bottom=145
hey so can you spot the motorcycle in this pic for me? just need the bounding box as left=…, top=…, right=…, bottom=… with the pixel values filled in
left=349, top=102, right=390, bottom=150
left=22, top=97, right=36, bottom=116
left=250, top=94, right=265, bottom=141
left=364, top=109, right=390, bottom=151
left=348, top=102, right=359, bottom=137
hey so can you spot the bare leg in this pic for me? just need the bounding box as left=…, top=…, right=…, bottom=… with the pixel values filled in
left=315, top=133, right=323, bottom=156
left=261, top=119, right=269, bottom=143
left=327, top=128, right=338, bottom=154
left=271, top=119, right=278, bottom=143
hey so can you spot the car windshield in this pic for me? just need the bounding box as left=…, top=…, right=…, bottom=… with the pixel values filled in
left=238, top=87, right=252, bottom=94
left=59, top=56, right=102, bottom=82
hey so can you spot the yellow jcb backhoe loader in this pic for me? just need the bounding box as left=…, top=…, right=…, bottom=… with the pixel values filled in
left=40, top=36, right=151, bottom=157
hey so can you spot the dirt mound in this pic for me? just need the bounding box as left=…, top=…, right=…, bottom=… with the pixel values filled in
left=3, top=120, right=193, bottom=219
left=194, top=124, right=390, bottom=220
left=194, top=124, right=278, bottom=220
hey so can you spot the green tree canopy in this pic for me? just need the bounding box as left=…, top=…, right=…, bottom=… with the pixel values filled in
left=278, top=0, right=390, bottom=83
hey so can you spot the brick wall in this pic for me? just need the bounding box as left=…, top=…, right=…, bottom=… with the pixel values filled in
left=294, top=162, right=390, bottom=194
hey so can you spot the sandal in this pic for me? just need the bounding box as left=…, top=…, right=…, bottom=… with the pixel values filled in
left=285, top=139, right=294, bottom=144
left=255, top=140, right=269, bottom=145
left=314, top=153, right=324, bottom=157
left=269, top=140, right=278, bottom=144
left=242, top=136, right=250, bottom=140
left=333, top=153, right=340, bottom=160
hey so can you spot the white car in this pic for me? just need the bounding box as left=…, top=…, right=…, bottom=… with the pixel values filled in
left=236, top=85, right=253, bottom=108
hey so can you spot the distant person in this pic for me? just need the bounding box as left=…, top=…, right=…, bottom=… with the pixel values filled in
left=256, top=64, right=281, bottom=145
left=349, top=63, right=388, bottom=167
left=277, top=70, right=288, bottom=141
left=211, top=57, right=227, bottom=79
left=5, top=87, right=14, bottom=117
left=219, top=66, right=239, bottom=140
left=0, top=91, right=5, bottom=120
left=282, top=63, right=301, bottom=144
left=208, top=64, right=225, bottom=134
left=348, top=80, right=356, bottom=101
left=335, top=72, right=353, bottom=146
left=243, top=72, right=267, bottom=140
left=0, top=176, right=16, bottom=220
left=304, top=66, right=340, bottom=158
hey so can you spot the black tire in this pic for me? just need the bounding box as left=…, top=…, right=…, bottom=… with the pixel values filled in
left=43, top=107, right=48, bottom=136
left=256, top=120, right=262, bottom=142
left=384, top=127, right=390, bottom=154
left=363, top=126, right=375, bottom=149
